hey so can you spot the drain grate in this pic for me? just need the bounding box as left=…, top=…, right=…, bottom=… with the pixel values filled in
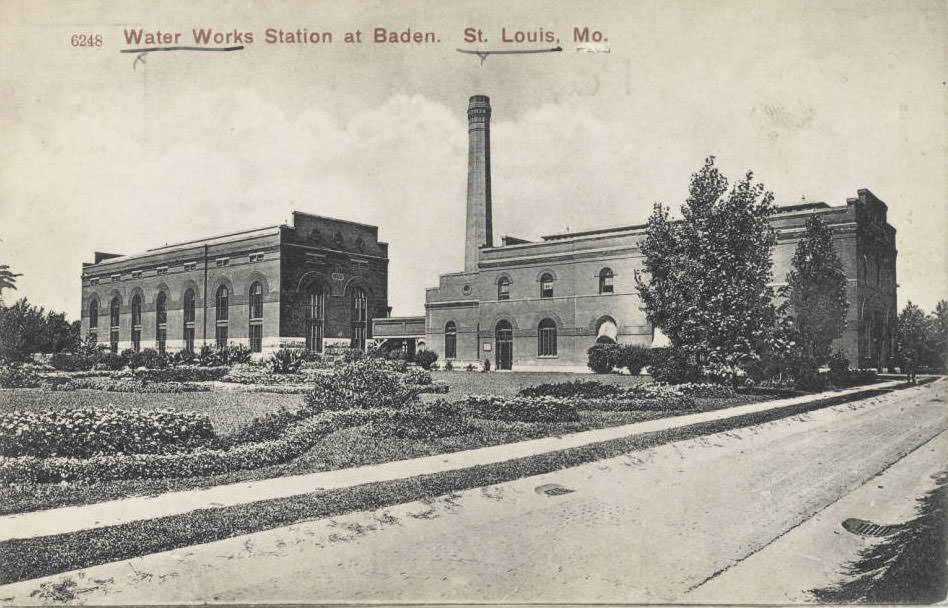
left=534, top=483, right=575, bottom=496
left=842, top=518, right=901, bottom=537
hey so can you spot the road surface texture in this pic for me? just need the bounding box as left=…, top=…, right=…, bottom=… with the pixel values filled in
left=3, top=380, right=946, bottom=604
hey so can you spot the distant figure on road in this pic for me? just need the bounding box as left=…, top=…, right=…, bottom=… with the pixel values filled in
left=903, top=352, right=917, bottom=384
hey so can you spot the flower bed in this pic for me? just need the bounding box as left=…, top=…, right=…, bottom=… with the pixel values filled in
left=0, top=364, right=41, bottom=389
left=0, top=408, right=389, bottom=484
left=47, top=378, right=210, bottom=393
left=0, top=408, right=215, bottom=458
left=363, top=401, right=474, bottom=439
left=518, top=379, right=729, bottom=400
left=462, top=395, right=581, bottom=423
left=132, top=367, right=229, bottom=383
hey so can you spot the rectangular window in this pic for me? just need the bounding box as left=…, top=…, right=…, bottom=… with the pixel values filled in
left=184, top=327, right=195, bottom=353
left=110, top=329, right=119, bottom=354
left=111, top=274, right=121, bottom=283
left=156, top=266, right=168, bottom=275
left=90, top=278, right=100, bottom=286
left=184, top=262, right=197, bottom=272
left=215, top=258, right=229, bottom=267
left=249, top=252, right=264, bottom=263
left=131, top=271, right=142, bottom=279
left=132, top=329, right=141, bottom=352
left=249, top=323, right=263, bottom=353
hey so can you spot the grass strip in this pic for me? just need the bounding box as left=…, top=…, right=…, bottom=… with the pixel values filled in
left=0, top=385, right=904, bottom=585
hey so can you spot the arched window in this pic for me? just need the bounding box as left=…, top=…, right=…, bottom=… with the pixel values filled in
left=445, top=321, right=457, bottom=359
left=249, top=282, right=264, bottom=353
left=131, top=294, right=142, bottom=352
left=215, top=286, right=229, bottom=348
left=109, top=297, right=120, bottom=354
left=497, top=277, right=510, bottom=300
left=538, top=318, right=557, bottom=357
left=598, top=268, right=614, bottom=294
left=156, top=292, right=167, bottom=355
left=304, top=286, right=323, bottom=353
left=183, top=288, right=196, bottom=353
left=88, top=299, right=99, bottom=341
left=351, top=288, right=367, bottom=350
left=540, top=273, right=554, bottom=298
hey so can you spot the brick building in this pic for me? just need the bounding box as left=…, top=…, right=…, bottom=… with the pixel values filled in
left=374, top=95, right=897, bottom=371
left=81, top=212, right=388, bottom=355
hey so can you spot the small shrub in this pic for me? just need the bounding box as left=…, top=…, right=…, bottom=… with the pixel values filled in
left=444, top=361, right=454, bottom=371
left=0, top=362, right=41, bottom=388
left=615, top=345, right=651, bottom=375
left=170, top=349, right=196, bottom=366
left=587, top=344, right=617, bottom=374
left=98, top=351, right=128, bottom=370
left=267, top=348, right=305, bottom=374
left=482, top=358, right=491, bottom=372
left=414, top=349, right=438, bottom=370
left=128, top=348, right=167, bottom=370
left=49, top=352, right=95, bottom=372
left=464, top=364, right=477, bottom=371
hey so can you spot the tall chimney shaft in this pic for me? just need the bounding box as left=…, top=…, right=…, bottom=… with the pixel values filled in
left=465, top=95, right=493, bottom=273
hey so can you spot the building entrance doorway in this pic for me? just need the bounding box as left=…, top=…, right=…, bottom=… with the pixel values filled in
left=495, top=320, right=513, bottom=370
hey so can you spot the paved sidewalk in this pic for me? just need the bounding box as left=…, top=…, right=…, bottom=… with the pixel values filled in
left=0, top=380, right=906, bottom=542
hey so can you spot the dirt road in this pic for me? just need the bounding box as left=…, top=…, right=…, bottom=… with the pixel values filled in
left=6, top=380, right=947, bottom=604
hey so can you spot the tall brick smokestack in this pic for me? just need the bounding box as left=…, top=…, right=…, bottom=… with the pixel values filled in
left=465, top=94, right=493, bottom=273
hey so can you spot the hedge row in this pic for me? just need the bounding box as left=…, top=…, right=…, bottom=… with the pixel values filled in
left=0, top=408, right=215, bottom=458
left=0, top=409, right=388, bottom=484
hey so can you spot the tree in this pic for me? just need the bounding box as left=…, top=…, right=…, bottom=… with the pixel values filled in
left=0, top=298, right=82, bottom=362
left=896, top=301, right=938, bottom=371
left=637, top=157, right=777, bottom=384
left=933, top=300, right=948, bottom=371
left=785, top=216, right=848, bottom=367
left=0, top=264, right=22, bottom=303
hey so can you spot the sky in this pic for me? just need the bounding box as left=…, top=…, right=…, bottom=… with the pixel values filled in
left=1, top=0, right=946, bottom=318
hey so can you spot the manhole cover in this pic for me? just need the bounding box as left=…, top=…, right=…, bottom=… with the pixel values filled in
left=842, top=518, right=901, bottom=537
left=534, top=483, right=574, bottom=496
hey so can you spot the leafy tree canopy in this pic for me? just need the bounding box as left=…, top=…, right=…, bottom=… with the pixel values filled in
left=637, top=157, right=777, bottom=380
left=786, top=215, right=849, bottom=365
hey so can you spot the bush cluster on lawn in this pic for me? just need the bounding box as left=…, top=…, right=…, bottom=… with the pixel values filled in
left=221, top=364, right=318, bottom=386
left=304, top=359, right=420, bottom=411
left=586, top=343, right=652, bottom=374
left=47, top=344, right=255, bottom=372
left=0, top=408, right=215, bottom=458
left=0, top=362, right=41, bottom=389
left=413, top=350, right=438, bottom=370
left=266, top=348, right=305, bottom=374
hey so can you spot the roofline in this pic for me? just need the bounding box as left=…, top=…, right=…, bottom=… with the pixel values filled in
left=145, top=225, right=283, bottom=253
left=291, top=211, right=381, bottom=232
